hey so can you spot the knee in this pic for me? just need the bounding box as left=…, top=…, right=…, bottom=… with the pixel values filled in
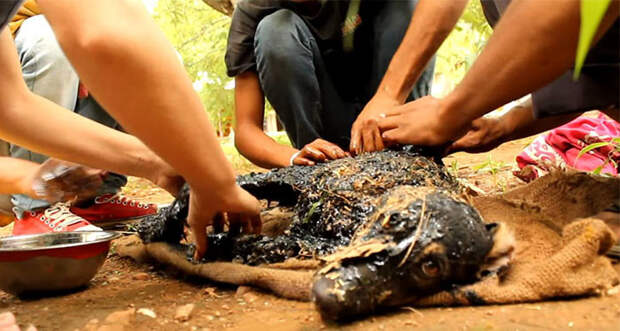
left=255, top=10, right=311, bottom=64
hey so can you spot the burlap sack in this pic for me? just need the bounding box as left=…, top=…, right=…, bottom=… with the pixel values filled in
left=116, top=172, right=619, bottom=306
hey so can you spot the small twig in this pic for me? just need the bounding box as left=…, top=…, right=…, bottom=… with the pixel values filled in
left=402, top=306, right=425, bottom=318
left=398, top=198, right=427, bottom=268
left=381, top=213, right=391, bottom=228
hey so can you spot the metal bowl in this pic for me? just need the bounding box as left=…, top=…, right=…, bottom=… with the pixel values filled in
left=0, top=231, right=120, bottom=295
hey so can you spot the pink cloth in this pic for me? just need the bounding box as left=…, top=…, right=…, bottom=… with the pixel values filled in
left=515, top=112, right=620, bottom=182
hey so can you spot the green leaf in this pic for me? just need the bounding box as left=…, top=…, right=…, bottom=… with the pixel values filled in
left=574, top=0, right=612, bottom=79
left=576, top=141, right=612, bottom=159
left=303, top=198, right=323, bottom=224
left=592, top=164, right=604, bottom=175
left=473, top=161, right=490, bottom=172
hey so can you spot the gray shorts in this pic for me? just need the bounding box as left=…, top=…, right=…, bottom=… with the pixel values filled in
left=0, top=0, right=23, bottom=32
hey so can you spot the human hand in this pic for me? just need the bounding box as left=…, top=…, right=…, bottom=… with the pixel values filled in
left=188, top=184, right=261, bottom=260
left=377, top=96, right=468, bottom=147
left=150, top=158, right=186, bottom=197
left=350, top=94, right=399, bottom=155
left=291, top=139, right=348, bottom=166
left=445, top=117, right=507, bottom=155
left=25, top=158, right=104, bottom=204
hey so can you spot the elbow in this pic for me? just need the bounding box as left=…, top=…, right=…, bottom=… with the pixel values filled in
left=233, top=125, right=252, bottom=159
left=53, top=24, right=119, bottom=62
left=56, top=32, right=103, bottom=59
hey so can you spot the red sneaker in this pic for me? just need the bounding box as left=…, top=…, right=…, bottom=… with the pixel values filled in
left=70, top=193, right=157, bottom=224
left=12, top=203, right=101, bottom=235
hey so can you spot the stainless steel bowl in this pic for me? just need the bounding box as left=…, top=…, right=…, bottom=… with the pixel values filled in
left=0, top=231, right=120, bottom=295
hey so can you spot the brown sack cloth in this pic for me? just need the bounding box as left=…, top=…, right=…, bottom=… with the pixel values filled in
left=116, top=172, right=619, bottom=306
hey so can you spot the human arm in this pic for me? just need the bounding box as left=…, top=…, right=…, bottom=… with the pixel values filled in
left=233, top=71, right=297, bottom=168
left=0, top=29, right=181, bottom=195
left=378, top=0, right=620, bottom=147
left=447, top=97, right=581, bottom=154
left=234, top=72, right=347, bottom=168
left=37, top=0, right=260, bottom=258
left=350, top=0, right=468, bottom=154
left=0, top=157, right=103, bottom=203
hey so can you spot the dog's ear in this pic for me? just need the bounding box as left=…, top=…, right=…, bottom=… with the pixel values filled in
left=478, top=223, right=515, bottom=279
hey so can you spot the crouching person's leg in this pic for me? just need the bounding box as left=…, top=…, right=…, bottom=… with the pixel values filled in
left=254, top=9, right=355, bottom=149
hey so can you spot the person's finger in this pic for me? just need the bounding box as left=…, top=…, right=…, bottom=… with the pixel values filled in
left=250, top=213, right=262, bottom=234
left=318, top=140, right=347, bottom=158
left=187, top=193, right=214, bottom=260
left=190, top=220, right=208, bottom=260
left=444, top=142, right=461, bottom=155
left=212, top=213, right=225, bottom=233
left=377, top=116, right=400, bottom=131
left=336, top=146, right=347, bottom=158
left=315, top=143, right=340, bottom=160
left=241, top=214, right=253, bottom=234
left=302, top=146, right=327, bottom=162
left=373, top=126, right=385, bottom=151
left=294, top=157, right=315, bottom=166
left=228, top=213, right=242, bottom=236
left=362, top=126, right=376, bottom=153
left=381, top=107, right=403, bottom=118
left=349, top=126, right=362, bottom=155
left=381, top=128, right=403, bottom=143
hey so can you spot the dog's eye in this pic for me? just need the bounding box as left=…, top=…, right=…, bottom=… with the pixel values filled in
left=421, top=259, right=440, bottom=277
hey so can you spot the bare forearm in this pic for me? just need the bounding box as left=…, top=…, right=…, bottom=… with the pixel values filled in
left=234, top=72, right=297, bottom=168
left=0, top=29, right=162, bottom=182
left=502, top=99, right=581, bottom=142
left=1, top=92, right=160, bottom=179
left=0, top=157, right=38, bottom=196
left=235, top=126, right=297, bottom=169
left=441, top=0, right=619, bottom=129
left=39, top=0, right=235, bottom=192
left=378, top=0, right=467, bottom=102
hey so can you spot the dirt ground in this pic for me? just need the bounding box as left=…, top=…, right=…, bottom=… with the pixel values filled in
left=1, top=138, right=619, bottom=331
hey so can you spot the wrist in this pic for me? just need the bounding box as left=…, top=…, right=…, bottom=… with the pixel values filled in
left=373, top=88, right=402, bottom=104
left=16, top=168, right=37, bottom=198
left=500, top=105, right=532, bottom=141
left=289, top=150, right=301, bottom=166
left=437, top=97, right=471, bottom=140
left=142, top=152, right=166, bottom=184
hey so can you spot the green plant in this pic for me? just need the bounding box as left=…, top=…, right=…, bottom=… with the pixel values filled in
left=574, top=0, right=612, bottom=79
left=576, top=137, right=620, bottom=175
left=473, top=156, right=505, bottom=176
left=473, top=156, right=507, bottom=191
left=434, top=1, right=492, bottom=95
left=153, top=0, right=235, bottom=136
left=447, top=159, right=459, bottom=177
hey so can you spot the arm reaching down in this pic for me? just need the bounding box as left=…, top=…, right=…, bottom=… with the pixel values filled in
left=0, top=29, right=180, bottom=194
left=37, top=0, right=260, bottom=259
left=378, top=0, right=620, bottom=147
left=234, top=71, right=298, bottom=168
left=350, top=0, right=468, bottom=154
left=446, top=97, right=581, bottom=154
left=234, top=72, right=347, bottom=168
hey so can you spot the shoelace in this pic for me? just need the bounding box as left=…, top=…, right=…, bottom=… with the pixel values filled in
left=95, top=193, right=149, bottom=209
left=43, top=203, right=87, bottom=229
